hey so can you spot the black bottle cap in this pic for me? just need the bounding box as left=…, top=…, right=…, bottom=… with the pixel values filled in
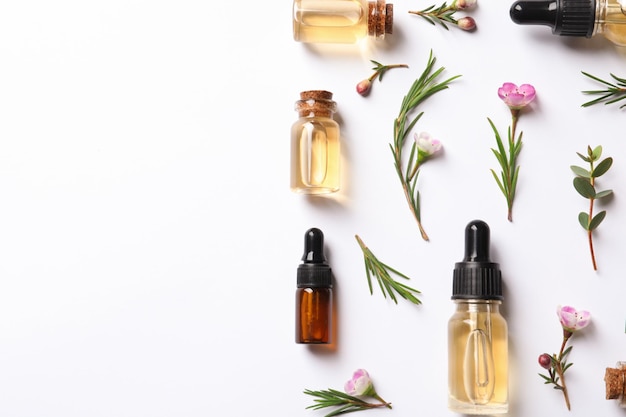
left=297, top=228, right=332, bottom=288
left=452, top=220, right=503, bottom=300
left=510, top=0, right=595, bottom=38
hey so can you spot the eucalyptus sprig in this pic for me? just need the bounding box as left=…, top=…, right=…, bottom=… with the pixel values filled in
left=408, top=0, right=477, bottom=31
left=571, top=145, right=613, bottom=271
left=390, top=51, right=460, bottom=241
left=581, top=71, right=626, bottom=108
left=355, top=235, right=422, bottom=305
left=304, top=389, right=390, bottom=417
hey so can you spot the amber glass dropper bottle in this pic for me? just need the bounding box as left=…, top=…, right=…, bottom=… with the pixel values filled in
left=295, top=228, right=333, bottom=344
left=510, top=0, right=626, bottom=46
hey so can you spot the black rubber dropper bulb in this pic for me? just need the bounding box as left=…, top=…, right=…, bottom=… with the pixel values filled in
left=452, top=220, right=502, bottom=301
left=510, top=0, right=595, bottom=37
left=298, top=228, right=332, bottom=288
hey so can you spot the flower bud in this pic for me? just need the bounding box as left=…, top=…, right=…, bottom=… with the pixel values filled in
left=455, top=0, right=477, bottom=9
left=356, top=79, right=372, bottom=96
left=538, top=353, right=552, bottom=370
left=457, top=16, right=476, bottom=31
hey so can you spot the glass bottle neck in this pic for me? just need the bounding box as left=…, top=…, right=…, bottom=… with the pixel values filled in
left=454, top=300, right=502, bottom=312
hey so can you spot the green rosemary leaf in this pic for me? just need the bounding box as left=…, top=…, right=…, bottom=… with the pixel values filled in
left=582, top=71, right=617, bottom=87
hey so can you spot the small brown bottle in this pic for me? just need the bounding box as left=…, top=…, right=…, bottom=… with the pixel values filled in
left=295, top=227, right=333, bottom=344
left=291, top=90, right=340, bottom=195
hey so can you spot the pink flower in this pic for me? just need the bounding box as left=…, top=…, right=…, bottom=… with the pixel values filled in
left=344, top=369, right=374, bottom=396
left=498, top=82, right=536, bottom=110
left=457, top=16, right=476, bottom=31
left=414, top=132, right=442, bottom=158
left=557, top=305, right=591, bottom=333
left=356, top=79, right=372, bottom=96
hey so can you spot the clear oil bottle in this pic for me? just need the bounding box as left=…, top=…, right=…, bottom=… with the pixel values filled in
left=510, top=0, right=626, bottom=46
left=448, top=220, right=508, bottom=414
left=291, top=90, right=340, bottom=195
left=293, top=0, right=393, bottom=44
left=295, top=228, right=333, bottom=344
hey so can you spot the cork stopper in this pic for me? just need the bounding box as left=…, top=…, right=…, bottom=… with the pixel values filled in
left=368, top=1, right=393, bottom=38
left=295, top=90, right=337, bottom=118
left=605, top=365, right=626, bottom=400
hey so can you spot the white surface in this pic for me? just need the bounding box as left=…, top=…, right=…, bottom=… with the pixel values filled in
left=0, top=1, right=625, bottom=416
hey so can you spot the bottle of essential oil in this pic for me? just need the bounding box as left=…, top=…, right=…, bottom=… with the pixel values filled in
left=293, top=0, right=394, bottom=44
left=510, top=0, right=626, bottom=46
left=291, top=90, right=340, bottom=195
left=295, top=227, right=333, bottom=344
left=448, top=220, right=508, bottom=415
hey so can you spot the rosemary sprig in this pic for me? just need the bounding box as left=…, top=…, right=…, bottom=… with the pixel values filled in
left=304, top=388, right=391, bottom=417
left=581, top=71, right=626, bottom=108
left=571, top=145, right=613, bottom=271
left=390, top=51, right=460, bottom=240
left=355, top=235, right=422, bottom=305
left=409, top=2, right=459, bottom=29
left=489, top=120, right=522, bottom=222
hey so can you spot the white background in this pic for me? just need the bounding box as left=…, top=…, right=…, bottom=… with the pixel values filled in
left=0, top=1, right=625, bottom=416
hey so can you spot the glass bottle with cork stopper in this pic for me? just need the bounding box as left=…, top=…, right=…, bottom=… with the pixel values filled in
left=448, top=220, right=508, bottom=414
left=293, top=0, right=394, bottom=44
left=290, top=90, right=340, bottom=195
left=510, top=0, right=626, bottom=46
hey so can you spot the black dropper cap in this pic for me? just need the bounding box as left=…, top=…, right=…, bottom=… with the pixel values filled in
left=452, top=220, right=503, bottom=300
left=297, top=228, right=332, bottom=288
left=510, top=0, right=595, bottom=38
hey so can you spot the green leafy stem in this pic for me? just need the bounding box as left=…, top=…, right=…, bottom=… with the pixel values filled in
left=355, top=235, right=422, bottom=305
left=489, top=119, right=522, bottom=222
left=390, top=51, right=460, bottom=241
left=539, top=343, right=574, bottom=410
left=581, top=71, right=626, bottom=108
left=408, top=2, right=461, bottom=29
left=571, top=145, right=613, bottom=271
left=304, top=388, right=391, bottom=417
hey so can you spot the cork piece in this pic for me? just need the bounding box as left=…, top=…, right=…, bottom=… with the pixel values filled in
left=296, top=90, right=336, bottom=118
left=605, top=367, right=625, bottom=400
left=367, top=1, right=393, bottom=37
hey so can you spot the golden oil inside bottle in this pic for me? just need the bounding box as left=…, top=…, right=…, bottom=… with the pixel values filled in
left=293, top=0, right=367, bottom=43
left=290, top=91, right=340, bottom=194
left=292, top=0, right=393, bottom=44
left=448, top=301, right=508, bottom=414
left=596, top=0, right=626, bottom=46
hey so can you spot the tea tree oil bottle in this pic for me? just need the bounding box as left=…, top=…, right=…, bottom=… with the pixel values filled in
left=291, top=90, right=340, bottom=195
left=510, top=0, right=626, bottom=46
left=293, top=0, right=393, bottom=44
left=448, top=220, right=508, bottom=414
left=295, top=227, right=333, bottom=344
